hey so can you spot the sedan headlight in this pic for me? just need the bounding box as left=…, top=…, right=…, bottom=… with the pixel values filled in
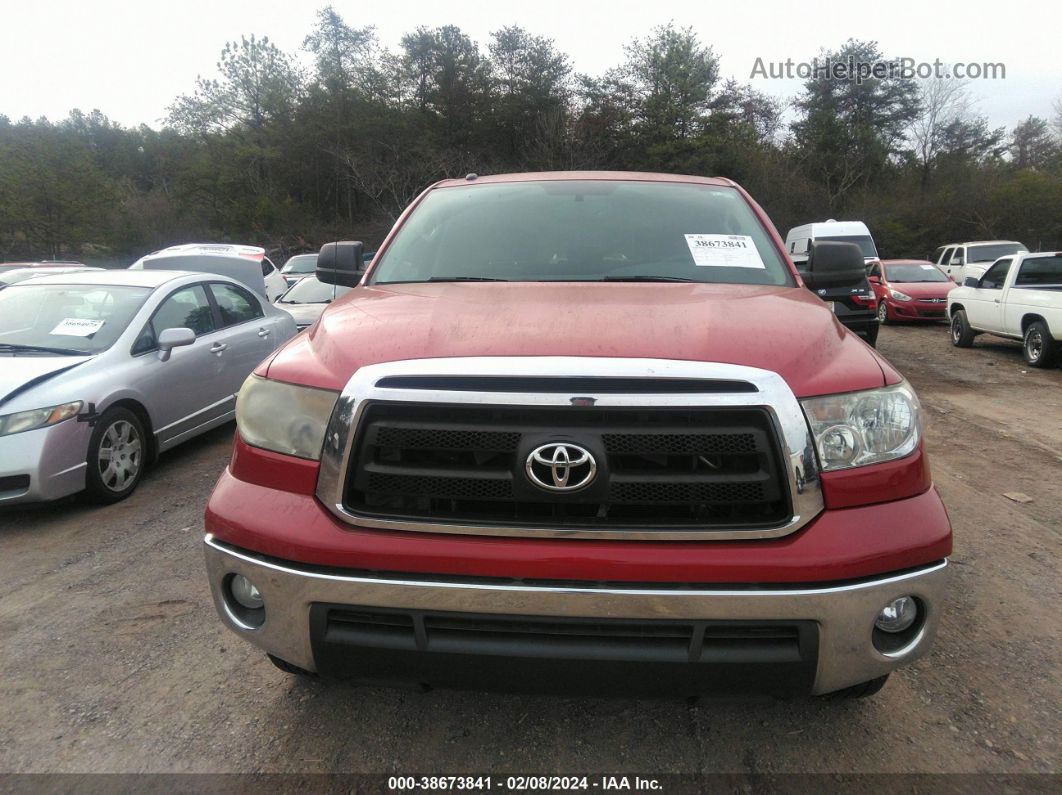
left=0, top=401, right=83, bottom=437
left=889, top=289, right=913, bottom=302
left=236, top=375, right=339, bottom=460
left=801, top=384, right=921, bottom=471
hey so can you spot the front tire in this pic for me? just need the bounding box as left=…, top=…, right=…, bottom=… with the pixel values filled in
left=83, top=408, right=146, bottom=504
left=950, top=311, right=975, bottom=348
left=1023, top=321, right=1058, bottom=368
left=877, top=301, right=890, bottom=325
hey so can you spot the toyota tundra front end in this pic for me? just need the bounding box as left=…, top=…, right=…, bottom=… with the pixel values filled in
left=203, top=172, right=951, bottom=698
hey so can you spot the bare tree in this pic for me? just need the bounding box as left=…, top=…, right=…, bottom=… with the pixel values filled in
left=909, top=77, right=971, bottom=191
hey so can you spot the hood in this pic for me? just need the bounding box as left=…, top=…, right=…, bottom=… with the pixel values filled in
left=264, top=282, right=896, bottom=398
left=0, top=355, right=95, bottom=407
left=887, top=281, right=957, bottom=299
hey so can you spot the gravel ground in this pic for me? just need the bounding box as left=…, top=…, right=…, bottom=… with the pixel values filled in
left=0, top=322, right=1059, bottom=777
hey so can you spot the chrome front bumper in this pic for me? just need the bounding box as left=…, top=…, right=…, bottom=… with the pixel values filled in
left=204, top=535, right=949, bottom=695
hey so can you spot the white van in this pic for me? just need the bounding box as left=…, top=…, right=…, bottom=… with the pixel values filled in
left=785, top=221, right=879, bottom=266
left=129, top=243, right=288, bottom=302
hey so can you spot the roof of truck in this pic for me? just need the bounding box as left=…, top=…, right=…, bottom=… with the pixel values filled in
left=432, top=171, right=736, bottom=189
left=942, top=240, right=1025, bottom=247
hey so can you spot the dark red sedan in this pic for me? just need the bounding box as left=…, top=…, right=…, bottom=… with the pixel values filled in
left=869, top=259, right=956, bottom=323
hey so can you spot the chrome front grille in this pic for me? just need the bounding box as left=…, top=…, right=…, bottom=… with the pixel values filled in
left=315, top=357, right=824, bottom=541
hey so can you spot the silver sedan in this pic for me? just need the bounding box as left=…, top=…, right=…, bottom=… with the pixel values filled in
left=0, top=269, right=296, bottom=504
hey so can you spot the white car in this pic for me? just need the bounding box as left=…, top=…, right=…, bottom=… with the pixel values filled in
left=0, top=269, right=297, bottom=504
left=273, top=275, right=351, bottom=330
left=129, top=243, right=289, bottom=302
left=948, top=252, right=1062, bottom=367
left=932, top=240, right=1027, bottom=285
left=279, top=253, right=318, bottom=287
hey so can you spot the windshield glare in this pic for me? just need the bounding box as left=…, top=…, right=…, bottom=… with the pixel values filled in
left=0, top=284, right=151, bottom=354
left=884, top=263, right=948, bottom=283
left=281, top=254, right=318, bottom=274
left=280, top=277, right=349, bottom=304
left=370, top=181, right=793, bottom=286
left=816, top=235, right=878, bottom=258
left=968, top=243, right=1027, bottom=263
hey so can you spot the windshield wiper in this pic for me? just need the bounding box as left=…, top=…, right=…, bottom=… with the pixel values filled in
left=0, top=343, right=88, bottom=356
left=601, top=275, right=696, bottom=282
left=427, top=276, right=509, bottom=282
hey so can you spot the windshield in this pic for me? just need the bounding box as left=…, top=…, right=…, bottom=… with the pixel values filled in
left=0, top=284, right=151, bottom=355
left=370, top=181, right=793, bottom=286
left=884, top=263, right=948, bottom=283
left=816, top=235, right=878, bottom=259
left=279, top=277, right=350, bottom=304
left=281, top=254, right=318, bottom=274
left=968, top=243, right=1027, bottom=263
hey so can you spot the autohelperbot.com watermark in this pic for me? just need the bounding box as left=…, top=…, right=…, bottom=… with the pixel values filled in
left=750, top=56, right=1005, bottom=83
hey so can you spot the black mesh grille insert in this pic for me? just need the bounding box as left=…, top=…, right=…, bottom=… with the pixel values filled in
left=343, top=402, right=791, bottom=531
left=602, top=432, right=758, bottom=455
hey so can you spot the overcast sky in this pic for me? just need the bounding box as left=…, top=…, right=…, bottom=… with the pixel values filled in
left=3, top=0, right=1058, bottom=131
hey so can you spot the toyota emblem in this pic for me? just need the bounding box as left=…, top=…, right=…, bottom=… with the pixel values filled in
left=525, top=443, right=597, bottom=492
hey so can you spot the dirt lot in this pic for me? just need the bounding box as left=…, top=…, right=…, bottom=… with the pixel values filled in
left=1, top=323, right=1059, bottom=777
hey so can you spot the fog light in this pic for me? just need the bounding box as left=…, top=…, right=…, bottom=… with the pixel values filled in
left=230, top=574, right=263, bottom=609
left=875, top=596, right=917, bottom=633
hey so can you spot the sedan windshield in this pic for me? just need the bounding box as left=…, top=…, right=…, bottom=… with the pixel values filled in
left=278, top=277, right=350, bottom=304
left=370, top=181, right=794, bottom=286
left=0, top=284, right=151, bottom=355
left=884, top=263, right=949, bottom=283
left=281, top=254, right=318, bottom=274
left=968, top=243, right=1026, bottom=263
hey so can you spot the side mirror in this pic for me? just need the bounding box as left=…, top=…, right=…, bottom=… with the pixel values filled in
left=803, top=241, right=867, bottom=290
left=867, top=275, right=881, bottom=285
left=157, top=327, right=195, bottom=362
left=963, top=276, right=980, bottom=287
left=316, top=241, right=364, bottom=288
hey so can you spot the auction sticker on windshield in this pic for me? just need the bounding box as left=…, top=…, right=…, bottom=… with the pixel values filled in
left=51, top=318, right=105, bottom=336
left=684, top=234, right=764, bottom=268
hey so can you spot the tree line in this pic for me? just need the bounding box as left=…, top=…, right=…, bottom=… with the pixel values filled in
left=1, top=6, right=1060, bottom=266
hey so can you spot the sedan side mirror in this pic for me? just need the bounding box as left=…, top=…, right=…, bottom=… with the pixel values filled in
left=803, top=241, right=867, bottom=290
left=963, top=276, right=980, bottom=288
left=316, top=241, right=364, bottom=288
left=157, top=327, right=195, bottom=362
left=867, top=275, right=881, bottom=285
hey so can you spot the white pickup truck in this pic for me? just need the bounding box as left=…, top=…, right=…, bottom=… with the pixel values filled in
left=948, top=252, right=1062, bottom=367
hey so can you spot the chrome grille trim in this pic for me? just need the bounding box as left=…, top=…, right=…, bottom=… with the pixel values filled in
left=315, top=357, right=823, bottom=541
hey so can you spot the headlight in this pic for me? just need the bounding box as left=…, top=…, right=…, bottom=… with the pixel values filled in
left=236, top=375, right=338, bottom=460
left=801, top=383, right=921, bottom=471
left=0, top=401, right=82, bottom=437
left=889, top=289, right=913, bottom=302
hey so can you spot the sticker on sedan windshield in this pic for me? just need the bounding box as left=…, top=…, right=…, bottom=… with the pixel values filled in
left=684, top=234, right=764, bottom=268
left=50, top=318, right=105, bottom=337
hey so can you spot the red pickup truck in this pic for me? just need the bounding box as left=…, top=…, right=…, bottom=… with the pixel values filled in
left=203, top=172, right=951, bottom=698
